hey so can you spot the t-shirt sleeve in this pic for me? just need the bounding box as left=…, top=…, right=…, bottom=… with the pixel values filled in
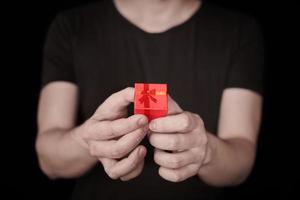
left=41, top=13, right=76, bottom=88
left=225, top=17, right=265, bottom=95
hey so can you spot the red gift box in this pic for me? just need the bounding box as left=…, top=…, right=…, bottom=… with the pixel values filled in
left=134, top=83, right=168, bottom=121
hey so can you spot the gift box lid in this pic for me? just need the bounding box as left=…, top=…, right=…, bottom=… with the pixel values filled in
left=134, top=83, right=168, bottom=110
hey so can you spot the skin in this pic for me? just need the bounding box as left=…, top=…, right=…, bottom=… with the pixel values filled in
left=36, top=0, right=263, bottom=185
left=149, top=89, right=261, bottom=184
left=36, top=84, right=149, bottom=180
left=113, top=0, right=201, bottom=33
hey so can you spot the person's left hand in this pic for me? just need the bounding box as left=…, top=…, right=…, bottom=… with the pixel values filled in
left=148, top=96, right=212, bottom=182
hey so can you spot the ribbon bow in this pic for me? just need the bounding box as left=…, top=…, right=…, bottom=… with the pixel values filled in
left=139, top=85, right=157, bottom=108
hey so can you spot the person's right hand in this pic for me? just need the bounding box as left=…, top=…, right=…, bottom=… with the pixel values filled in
left=73, top=87, right=148, bottom=181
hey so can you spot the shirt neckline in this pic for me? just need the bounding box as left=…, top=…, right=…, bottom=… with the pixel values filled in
left=110, top=0, right=207, bottom=36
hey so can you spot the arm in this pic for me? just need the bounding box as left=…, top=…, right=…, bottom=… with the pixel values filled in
left=149, top=88, right=262, bottom=186
left=35, top=82, right=97, bottom=179
left=36, top=84, right=149, bottom=181
left=198, top=88, right=262, bottom=186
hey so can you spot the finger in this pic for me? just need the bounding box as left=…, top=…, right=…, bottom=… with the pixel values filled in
left=168, top=95, right=183, bottom=115
left=149, top=111, right=196, bottom=133
left=158, top=163, right=199, bottom=182
left=100, top=158, right=118, bottom=179
left=149, top=131, right=200, bottom=151
left=120, top=160, right=144, bottom=181
left=100, top=157, right=116, bottom=167
left=120, top=146, right=146, bottom=181
left=84, top=114, right=148, bottom=140
left=154, top=148, right=198, bottom=169
left=92, top=87, right=135, bottom=121
left=89, top=127, right=147, bottom=159
left=101, top=145, right=146, bottom=180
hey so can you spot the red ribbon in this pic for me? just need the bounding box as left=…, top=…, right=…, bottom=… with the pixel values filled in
left=139, top=84, right=157, bottom=108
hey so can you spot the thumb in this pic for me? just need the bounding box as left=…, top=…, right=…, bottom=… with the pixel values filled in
left=92, top=87, right=135, bottom=120
left=168, top=95, right=183, bottom=115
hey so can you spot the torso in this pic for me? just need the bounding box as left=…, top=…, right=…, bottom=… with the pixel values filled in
left=60, top=0, right=250, bottom=199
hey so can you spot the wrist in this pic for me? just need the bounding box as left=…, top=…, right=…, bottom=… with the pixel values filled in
left=70, top=124, right=89, bottom=149
left=198, top=133, right=217, bottom=176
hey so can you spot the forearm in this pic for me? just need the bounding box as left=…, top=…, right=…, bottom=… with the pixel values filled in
left=198, top=133, right=256, bottom=186
left=36, top=125, right=98, bottom=179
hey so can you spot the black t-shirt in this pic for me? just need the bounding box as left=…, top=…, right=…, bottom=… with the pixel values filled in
left=41, top=0, right=264, bottom=199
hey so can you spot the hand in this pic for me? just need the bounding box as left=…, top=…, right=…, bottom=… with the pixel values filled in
left=148, top=96, right=211, bottom=182
left=73, top=87, right=149, bottom=181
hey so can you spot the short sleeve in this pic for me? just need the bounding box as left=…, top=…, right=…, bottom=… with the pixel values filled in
left=41, top=13, right=76, bottom=88
left=225, top=17, right=265, bottom=95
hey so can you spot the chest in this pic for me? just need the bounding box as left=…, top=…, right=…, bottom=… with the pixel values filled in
left=73, top=25, right=232, bottom=133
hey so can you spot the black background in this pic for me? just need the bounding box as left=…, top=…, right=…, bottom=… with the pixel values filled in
left=3, top=0, right=298, bottom=199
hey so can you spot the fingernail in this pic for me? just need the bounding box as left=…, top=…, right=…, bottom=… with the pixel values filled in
left=138, top=116, right=147, bottom=126
left=150, top=122, right=156, bottom=130
left=143, top=125, right=149, bottom=132
left=139, top=147, right=145, bottom=157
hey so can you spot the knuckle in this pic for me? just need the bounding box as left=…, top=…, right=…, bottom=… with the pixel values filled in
left=201, top=148, right=207, bottom=159
left=124, top=87, right=134, bottom=96
left=153, top=151, right=161, bottom=165
left=101, top=109, right=111, bottom=118
left=136, top=127, right=145, bottom=136
left=193, top=148, right=201, bottom=162
left=129, top=118, right=139, bottom=130
left=171, top=172, right=182, bottom=182
left=106, top=130, right=115, bottom=140
left=108, top=124, right=118, bottom=138
left=202, top=134, right=208, bottom=146
left=196, top=131, right=208, bottom=147
left=135, top=127, right=143, bottom=135
left=196, top=147, right=206, bottom=161
left=114, top=87, right=130, bottom=100
left=190, top=148, right=200, bottom=162
left=153, top=154, right=159, bottom=165
left=106, top=168, right=118, bottom=180
left=82, top=123, right=93, bottom=140
left=130, top=156, right=140, bottom=169
left=110, top=92, right=119, bottom=99
left=170, top=157, right=182, bottom=168
left=193, top=128, right=202, bottom=144
left=193, top=113, right=201, bottom=120
left=124, top=87, right=132, bottom=92
left=133, top=129, right=145, bottom=144
left=168, top=137, right=180, bottom=149
left=95, top=106, right=110, bottom=118
left=149, top=134, right=156, bottom=146
left=181, top=112, right=191, bottom=131
left=195, top=114, right=204, bottom=127
left=89, top=143, right=97, bottom=156
left=111, top=146, right=125, bottom=159
left=81, top=131, right=89, bottom=141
